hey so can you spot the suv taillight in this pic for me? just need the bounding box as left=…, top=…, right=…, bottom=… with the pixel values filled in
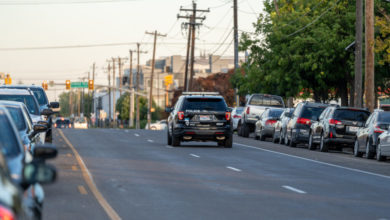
left=329, top=119, right=342, bottom=125
left=266, top=119, right=277, bottom=125
left=233, top=115, right=241, bottom=119
left=374, top=125, right=384, bottom=133
left=246, top=107, right=250, bottom=114
left=0, top=205, right=14, bottom=220
left=225, top=112, right=231, bottom=121
left=178, top=111, right=184, bottom=120
left=297, top=117, right=311, bottom=125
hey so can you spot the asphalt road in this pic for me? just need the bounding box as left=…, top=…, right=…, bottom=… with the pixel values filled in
left=43, top=128, right=390, bottom=220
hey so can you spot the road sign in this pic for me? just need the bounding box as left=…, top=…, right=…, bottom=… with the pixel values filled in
left=164, top=75, right=173, bottom=86
left=71, top=82, right=88, bottom=88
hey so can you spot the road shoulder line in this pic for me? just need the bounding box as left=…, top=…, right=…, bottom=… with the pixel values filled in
left=235, top=142, right=390, bottom=180
left=58, top=130, right=121, bottom=220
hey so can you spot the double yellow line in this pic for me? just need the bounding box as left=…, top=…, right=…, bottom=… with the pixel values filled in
left=58, top=130, right=121, bottom=220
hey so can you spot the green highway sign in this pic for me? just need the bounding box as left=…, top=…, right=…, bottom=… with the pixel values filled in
left=71, top=82, right=88, bottom=88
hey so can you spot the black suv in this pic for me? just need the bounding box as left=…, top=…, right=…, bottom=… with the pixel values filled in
left=166, top=92, right=233, bottom=148
left=309, top=106, right=370, bottom=152
left=286, top=102, right=328, bottom=147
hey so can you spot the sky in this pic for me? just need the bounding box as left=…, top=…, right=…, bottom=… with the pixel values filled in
left=0, top=0, right=263, bottom=100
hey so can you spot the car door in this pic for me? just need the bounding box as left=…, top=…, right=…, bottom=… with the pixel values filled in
left=312, top=108, right=329, bottom=141
left=358, top=114, right=374, bottom=147
left=287, top=103, right=302, bottom=138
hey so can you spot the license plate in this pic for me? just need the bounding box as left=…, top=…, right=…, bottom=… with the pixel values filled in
left=199, top=115, right=211, bottom=121
left=347, top=126, right=358, bottom=132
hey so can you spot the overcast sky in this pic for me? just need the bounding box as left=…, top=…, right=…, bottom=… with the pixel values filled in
left=0, top=0, right=263, bottom=100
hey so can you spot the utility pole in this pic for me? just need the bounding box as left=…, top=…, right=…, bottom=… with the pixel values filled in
left=135, top=43, right=147, bottom=129
left=145, top=30, right=166, bottom=129
left=178, top=2, right=209, bottom=91
left=354, top=0, right=363, bottom=108
left=69, top=89, right=73, bottom=117
left=107, top=63, right=112, bottom=125
left=365, top=0, right=375, bottom=111
left=92, top=63, right=96, bottom=126
left=112, top=58, right=117, bottom=128
left=184, top=19, right=192, bottom=91
left=233, top=0, right=239, bottom=107
left=129, top=50, right=134, bottom=128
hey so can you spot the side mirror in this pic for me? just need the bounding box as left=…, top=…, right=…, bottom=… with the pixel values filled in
left=41, top=109, right=53, bottom=116
left=49, top=102, right=59, bottom=108
left=165, top=107, right=173, bottom=113
left=38, top=121, right=49, bottom=126
left=33, top=124, right=47, bottom=133
left=33, top=144, right=57, bottom=160
left=23, top=162, right=56, bottom=185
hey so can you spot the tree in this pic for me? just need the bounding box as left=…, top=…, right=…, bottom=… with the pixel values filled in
left=59, top=91, right=92, bottom=118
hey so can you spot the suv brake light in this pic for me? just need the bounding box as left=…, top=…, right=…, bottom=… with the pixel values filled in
left=246, top=107, right=250, bottom=115
left=178, top=111, right=184, bottom=120
left=266, top=119, right=277, bottom=125
left=374, top=125, right=384, bottom=133
left=225, top=112, right=231, bottom=121
left=233, top=115, right=241, bottom=119
left=0, top=205, right=14, bottom=220
left=329, top=119, right=342, bottom=125
left=297, top=117, right=311, bottom=125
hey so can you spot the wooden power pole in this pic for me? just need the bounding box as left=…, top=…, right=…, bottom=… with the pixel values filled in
left=135, top=43, right=147, bottom=129
left=233, top=0, right=239, bottom=107
left=145, top=30, right=166, bottom=130
left=354, top=0, right=363, bottom=108
left=107, top=63, right=112, bottom=124
left=365, top=0, right=375, bottom=111
left=129, top=50, right=134, bottom=128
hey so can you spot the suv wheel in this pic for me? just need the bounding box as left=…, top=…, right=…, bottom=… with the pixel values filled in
left=272, top=132, right=278, bottom=143
left=319, top=134, right=328, bottom=152
left=376, top=142, right=385, bottom=161
left=365, top=139, right=375, bottom=159
left=259, top=129, right=266, bottom=141
left=354, top=139, right=363, bottom=157
left=284, top=131, right=289, bottom=146
left=242, top=122, right=250, bottom=137
left=224, top=135, right=233, bottom=148
left=167, top=130, right=172, bottom=145
left=237, top=122, right=242, bottom=136
left=172, top=134, right=180, bottom=147
left=308, top=131, right=316, bottom=150
left=279, top=130, right=284, bottom=145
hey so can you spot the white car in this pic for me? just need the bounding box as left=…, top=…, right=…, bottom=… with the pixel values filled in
left=145, top=120, right=167, bottom=130
left=73, top=117, right=88, bottom=129
left=232, top=107, right=244, bottom=131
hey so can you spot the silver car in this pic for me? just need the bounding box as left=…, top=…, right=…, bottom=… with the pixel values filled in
left=254, top=108, right=284, bottom=141
left=376, top=129, right=390, bottom=161
left=273, top=108, right=294, bottom=144
left=232, top=107, right=244, bottom=131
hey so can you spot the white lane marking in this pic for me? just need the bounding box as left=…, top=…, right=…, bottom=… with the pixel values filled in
left=134, top=133, right=140, bottom=137
left=226, top=166, right=242, bottom=172
left=165, top=145, right=174, bottom=149
left=234, top=143, right=390, bottom=180
left=282, top=185, right=307, bottom=194
left=147, top=139, right=154, bottom=143
left=124, top=130, right=129, bottom=133
left=190, top=154, right=200, bottom=158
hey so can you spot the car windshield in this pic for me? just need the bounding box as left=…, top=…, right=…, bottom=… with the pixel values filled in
left=4, top=107, right=26, bottom=131
left=235, top=108, right=244, bottom=114
left=182, top=98, right=227, bottom=111
left=31, top=88, right=48, bottom=106
left=269, top=109, right=284, bottom=118
left=0, top=114, right=21, bottom=157
left=333, top=109, right=370, bottom=122
left=249, top=95, right=284, bottom=107
left=301, top=107, right=326, bottom=120
left=378, top=112, right=390, bottom=123
left=0, top=95, right=39, bottom=115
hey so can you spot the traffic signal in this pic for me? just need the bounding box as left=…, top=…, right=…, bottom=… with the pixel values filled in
left=66, top=80, right=71, bottom=90
left=88, top=79, right=94, bottom=90
left=42, top=81, right=48, bottom=90
left=4, top=74, right=11, bottom=85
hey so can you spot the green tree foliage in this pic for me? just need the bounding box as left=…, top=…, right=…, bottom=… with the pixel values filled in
left=233, top=0, right=357, bottom=103
left=59, top=91, right=92, bottom=118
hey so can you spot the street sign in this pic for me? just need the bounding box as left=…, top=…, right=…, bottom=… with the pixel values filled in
left=71, top=82, right=88, bottom=88
left=164, top=75, right=173, bottom=86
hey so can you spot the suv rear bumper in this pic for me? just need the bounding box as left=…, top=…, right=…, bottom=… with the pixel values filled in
left=292, top=128, right=310, bottom=143
left=325, top=138, right=355, bottom=146
left=173, top=126, right=232, bottom=142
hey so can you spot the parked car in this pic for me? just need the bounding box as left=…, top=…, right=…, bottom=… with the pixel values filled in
left=166, top=92, right=233, bottom=148
left=238, top=94, right=285, bottom=137
left=286, top=102, right=328, bottom=147
left=254, top=108, right=284, bottom=141
left=376, top=130, right=390, bottom=161
left=0, top=106, right=57, bottom=219
left=0, top=85, right=60, bottom=143
left=273, top=108, right=294, bottom=144
left=354, top=110, right=390, bottom=158
left=145, top=120, right=167, bottom=130
left=309, top=106, right=370, bottom=152
left=0, top=101, right=45, bottom=151
left=73, top=117, right=88, bottom=129
left=232, top=107, right=244, bottom=131
left=54, top=118, right=72, bottom=129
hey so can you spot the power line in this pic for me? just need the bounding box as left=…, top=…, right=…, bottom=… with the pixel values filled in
left=0, top=0, right=138, bottom=5
left=210, top=28, right=233, bottom=55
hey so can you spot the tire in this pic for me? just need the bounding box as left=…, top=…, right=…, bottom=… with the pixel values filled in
left=284, top=131, right=290, bottom=146
left=254, top=132, right=259, bottom=140
left=272, top=132, right=278, bottom=143
left=259, top=129, right=266, bottom=141
left=224, top=135, right=233, bottom=148
left=172, top=134, right=180, bottom=147
left=308, top=131, right=316, bottom=150
left=289, top=132, right=297, bottom=147
left=354, top=139, right=363, bottom=157
left=319, top=134, right=328, bottom=152
left=279, top=130, right=284, bottom=145
left=218, top=141, right=224, bottom=146
left=242, top=122, right=250, bottom=138
left=376, top=142, right=385, bottom=161
left=365, top=139, right=375, bottom=159
left=237, top=122, right=242, bottom=136
left=167, top=130, right=172, bottom=145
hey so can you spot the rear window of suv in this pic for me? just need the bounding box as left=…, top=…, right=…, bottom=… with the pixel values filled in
left=378, top=112, right=390, bottom=122
left=182, top=98, right=227, bottom=111
left=249, top=95, right=284, bottom=107
left=301, top=107, right=327, bottom=120
left=333, top=109, right=370, bottom=122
